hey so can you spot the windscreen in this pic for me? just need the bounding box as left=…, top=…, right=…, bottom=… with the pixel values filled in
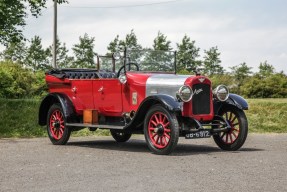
left=126, top=49, right=176, bottom=73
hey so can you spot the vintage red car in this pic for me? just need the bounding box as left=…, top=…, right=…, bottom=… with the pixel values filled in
left=39, top=49, right=248, bottom=155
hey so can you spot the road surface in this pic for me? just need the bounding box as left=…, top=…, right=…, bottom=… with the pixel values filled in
left=0, top=134, right=286, bottom=192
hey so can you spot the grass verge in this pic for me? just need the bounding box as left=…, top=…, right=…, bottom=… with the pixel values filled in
left=0, top=98, right=286, bottom=138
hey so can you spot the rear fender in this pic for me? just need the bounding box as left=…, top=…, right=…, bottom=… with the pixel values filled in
left=38, top=93, right=76, bottom=126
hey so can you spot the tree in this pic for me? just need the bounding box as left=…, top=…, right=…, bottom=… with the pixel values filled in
left=25, top=36, right=50, bottom=71
left=153, top=31, right=172, bottom=51
left=230, top=62, right=253, bottom=94
left=0, top=0, right=67, bottom=45
left=202, top=46, right=224, bottom=76
left=119, top=29, right=142, bottom=50
left=107, top=35, right=120, bottom=54
left=48, top=37, right=74, bottom=68
left=0, top=41, right=27, bottom=65
left=176, top=35, right=200, bottom=71
left=72, top=33, right=95, bottom=68
left=258, top=61, right=274, bottom=77
left=107, top=30, right=142, bottom=54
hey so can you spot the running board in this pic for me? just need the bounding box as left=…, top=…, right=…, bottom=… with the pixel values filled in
left=66, top=123, right=124, bottom=130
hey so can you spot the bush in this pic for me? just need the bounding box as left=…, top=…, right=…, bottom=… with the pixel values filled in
left=0, top=61, right=47, bottom=98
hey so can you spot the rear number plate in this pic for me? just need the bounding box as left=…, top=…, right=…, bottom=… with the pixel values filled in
left=185, top=130, right=211, bottom=139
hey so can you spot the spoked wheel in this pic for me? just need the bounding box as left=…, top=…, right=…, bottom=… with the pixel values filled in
left=144, top=105, right=179, bottom=155
left=110, top=130, right=132, bottom=142
left=213, top=106, right=248, bottom=151
left=47, top=104, right=71, bottom=145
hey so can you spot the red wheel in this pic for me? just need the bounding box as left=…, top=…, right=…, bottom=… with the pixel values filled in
left=47, top=104, right=71, bottom=145
left=144, top=105, right=179, bottom=155
left=49, top=110, right=65, bottom=140
left=147, top=112, right=171, bottom=149
left=213, top=106, right=248, bottom=150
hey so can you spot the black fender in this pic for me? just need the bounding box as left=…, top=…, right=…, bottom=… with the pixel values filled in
left=125, top=94, right=182, bottom=130
left=38, top=93, right=76, bottom=126
left=213, top=93, right=248, bottom=115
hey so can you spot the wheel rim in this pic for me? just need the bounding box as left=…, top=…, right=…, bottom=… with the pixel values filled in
left=148, top=112, right=171, bottom=149
left=219, top=111, right=240, bottom=144
left=49, top=110, right=65, bottom=140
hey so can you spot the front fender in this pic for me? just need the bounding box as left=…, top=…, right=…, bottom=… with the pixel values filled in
left=38, top=93, right=76, bottom=126
left=124, top=94, right=182, bottom=130
left=213, top=93, right=248, bottom=115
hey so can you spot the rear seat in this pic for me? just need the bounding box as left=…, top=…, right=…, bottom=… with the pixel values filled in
left=47, top=69, right=118, bottom=79
left=64, top=71, right=100, bottom=79
left=98, top=71, right=117, bottom=78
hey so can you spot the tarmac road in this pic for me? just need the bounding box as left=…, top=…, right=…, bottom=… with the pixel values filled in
left=0, top=134, right=287, bottom=192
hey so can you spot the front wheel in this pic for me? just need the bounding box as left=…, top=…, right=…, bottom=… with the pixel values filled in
left=213, top=106, right=248, bottom=151
left=144, top=105, right=179, bottom=155
left=110, top=130, right=132, bottom=142
left=47, top=104, right=71, bottom=145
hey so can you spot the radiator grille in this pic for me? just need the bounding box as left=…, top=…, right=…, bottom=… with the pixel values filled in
left=192, top=84, right=211, bottom=115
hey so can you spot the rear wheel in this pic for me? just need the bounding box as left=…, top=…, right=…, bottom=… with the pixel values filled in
left=213, top=106, right=248, bottom=150
left=110, top=130, right=132, bottom=142
left=144, top=105, right=179, bottom=155
left=47, top=104, right=71, bottom=145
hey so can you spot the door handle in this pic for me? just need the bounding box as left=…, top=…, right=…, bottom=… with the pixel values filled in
left=98, top=86, right=104, bottom=92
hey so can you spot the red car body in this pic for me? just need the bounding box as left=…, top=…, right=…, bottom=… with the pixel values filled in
left=39, top=49, right=249, bottom=155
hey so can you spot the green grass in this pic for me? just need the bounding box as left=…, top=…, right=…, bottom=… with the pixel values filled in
left=246, top=98, right=287, bottom=133
left=0, top=98, right=286, bottom=138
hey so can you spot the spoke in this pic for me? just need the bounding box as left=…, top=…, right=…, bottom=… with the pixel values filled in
left=60, top=125, right=65, bottom=129
left=231, top=115, right=237, bottom=123
left=150, top=120, right=157, bottom=127
left=156, top=136, right=160, bottom=145
left=161, top=137, right=165, bottom=146
left=154, top=114, right=160, bottom=124
left=229, top=134, right=233, bottom=143
left=232, top=131, right=237, bottom=138
left=159, top=114, right=162, bottom=123
left=164, top=132, right=171, bottom=139
left=229, top=112, right=233, bottom=121
left=163, top=122, right=170, bottom=128
left=164, top=128, right=171, bottom=133
left=220, top=132, right=226, bottom=139
left=59, top=128, right=64, bottom=135
left=225, top=133, right=228, bottom=143
left=233, top=122, right=239, bottom=126
left=233, top=128, right=240, bottom=132
left=52, top=115, right=57, bottom=120
left=149, top=127, right=155, bottom=131
left=152, top=133, right=158, bottom=139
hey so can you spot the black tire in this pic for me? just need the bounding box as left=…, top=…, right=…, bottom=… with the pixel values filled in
left=47, top=104, right=71, bottom=145
left=144, top=105, right=179, bottom=155
left=213, top=106, right=248, bottom=151
left=110, top=130, right=132, bottom=142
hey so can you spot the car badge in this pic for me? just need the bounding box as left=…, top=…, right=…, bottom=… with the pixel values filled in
left=198, top=78, right=205, bottom=83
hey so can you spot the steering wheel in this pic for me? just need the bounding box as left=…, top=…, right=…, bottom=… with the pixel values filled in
left=117, top=62, right=140, bottom=77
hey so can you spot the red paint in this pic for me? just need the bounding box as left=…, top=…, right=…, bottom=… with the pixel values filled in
left=148, top=112, right=171, bottom=149
left=220, top=111, right=240, bottom=144
left=49, top=109, right=65, bottom=140
left=182, top=76, right=214, bottom=121
left=46, top=72, right=215, bottom=123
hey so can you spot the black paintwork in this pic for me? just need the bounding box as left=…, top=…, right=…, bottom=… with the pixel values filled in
left=213, top=93, right=248, bottom=115
left=123, top=94, right=182, bottom=130
left=38, top=93, right=77, bottom=126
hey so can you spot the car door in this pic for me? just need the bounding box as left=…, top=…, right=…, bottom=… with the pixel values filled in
left=93, top=79, right=123, bottom=115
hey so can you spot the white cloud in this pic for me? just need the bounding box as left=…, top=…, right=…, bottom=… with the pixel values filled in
left=9, top=0, right=286, bottom=73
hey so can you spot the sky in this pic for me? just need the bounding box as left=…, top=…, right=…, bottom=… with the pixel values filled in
left=20, top=0, right=287, bottom=73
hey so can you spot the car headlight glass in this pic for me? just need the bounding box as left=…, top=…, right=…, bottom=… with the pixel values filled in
left=178, top=85, right=192, bottom=102
left=213, top=85, right=229, bottom=101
